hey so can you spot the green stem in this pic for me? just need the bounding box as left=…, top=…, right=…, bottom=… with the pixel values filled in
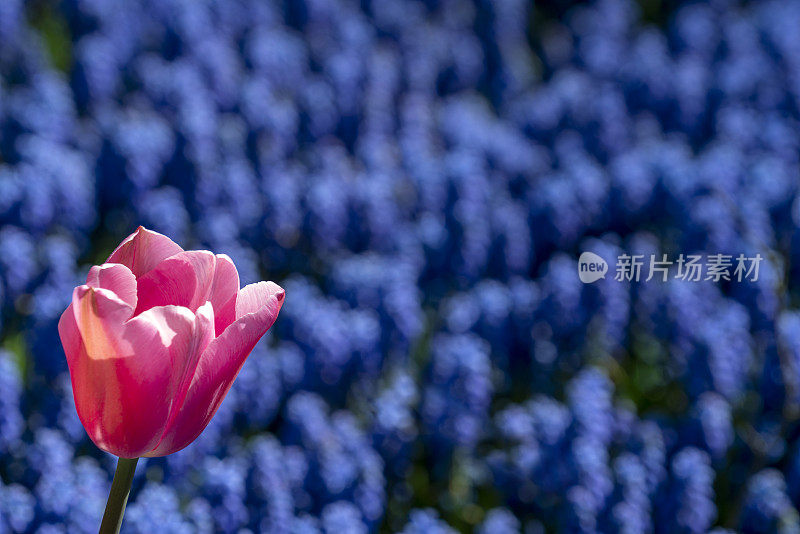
left=99, top=457, right=139, bottom=534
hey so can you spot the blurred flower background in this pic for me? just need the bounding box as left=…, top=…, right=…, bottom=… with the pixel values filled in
left=1, top=0, right=800, bottom=532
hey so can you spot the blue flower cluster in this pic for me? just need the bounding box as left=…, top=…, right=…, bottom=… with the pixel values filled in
left=2, top=0, right=800, bottom=531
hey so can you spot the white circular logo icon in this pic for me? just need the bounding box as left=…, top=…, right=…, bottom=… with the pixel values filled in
left=578, top=252, right=608, bottom=283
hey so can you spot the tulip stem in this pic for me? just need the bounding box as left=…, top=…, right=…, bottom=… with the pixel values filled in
left=99, top=457, right=139, bottom=534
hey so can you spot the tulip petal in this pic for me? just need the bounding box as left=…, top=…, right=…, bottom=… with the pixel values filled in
left=58, top=301, right=87, bottom=374
left=235, top=281, right=284, bottom=318
left=134, top=251, right=216, bottom=315
left=72, top=286, right=135, bottom=356
left=209, top=254, right=239, bottom=336
left=106, top=226, right=183, bottom=278
left=60, top=285, right=214, bottom=458
left=86, top=263, right=138, bottom=310
left=151, top=301, right=215, bottom=451
left=148, top=282, right=284, bottom=456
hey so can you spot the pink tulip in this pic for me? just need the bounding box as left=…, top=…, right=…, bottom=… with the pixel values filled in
left=58, top=227, right=284, bottom=458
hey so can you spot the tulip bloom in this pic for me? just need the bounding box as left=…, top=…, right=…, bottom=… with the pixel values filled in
left=58, top=227, right=284, bottom=458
